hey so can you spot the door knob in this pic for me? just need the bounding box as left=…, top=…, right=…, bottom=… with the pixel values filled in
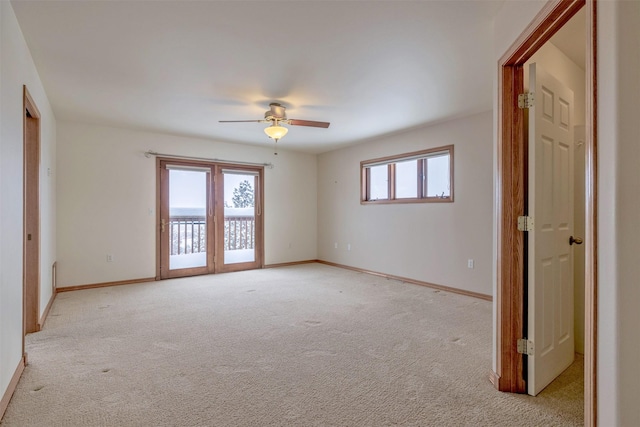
left=569, top=236, right=583, bottom=245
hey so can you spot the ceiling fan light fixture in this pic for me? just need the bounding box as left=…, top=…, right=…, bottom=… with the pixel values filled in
left=264, top=123, right=288, bottom=141
left=220, top=103, right=329, bottom=142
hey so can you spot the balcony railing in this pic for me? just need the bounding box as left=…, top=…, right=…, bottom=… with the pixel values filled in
left=224, top=216, right=255, bottom=251
left=169, top=214, right=255, bottom=255
left=170, top=216, right=206, bottom=256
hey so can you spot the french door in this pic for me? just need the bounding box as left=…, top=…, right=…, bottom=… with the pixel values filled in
left=158, top=159, right=263, bottom=279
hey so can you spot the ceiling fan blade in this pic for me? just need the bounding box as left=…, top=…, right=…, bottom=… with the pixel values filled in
left=219, top=120, right=264, bottom=123
left=288, top=119, right=330, bottom=128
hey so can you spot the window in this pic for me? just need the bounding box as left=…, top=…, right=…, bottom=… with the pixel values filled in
left=368, top=164, right=389, bottom=200
left=361, top=145, right=453, bottom=204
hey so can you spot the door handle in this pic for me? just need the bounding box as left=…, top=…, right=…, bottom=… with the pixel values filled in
left=161, top=219, right=166, bottom=233
left=569, top=236, right=583, bottom=245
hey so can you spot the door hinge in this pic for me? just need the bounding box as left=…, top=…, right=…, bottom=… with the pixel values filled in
left=517, top=216, right=534, bottom=232
left=518, top=92, right=535, bottom=109
left=517, top=339, right=534, bottom=356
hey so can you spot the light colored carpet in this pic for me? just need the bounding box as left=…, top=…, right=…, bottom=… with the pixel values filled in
left=1, top=263, right=583, bottom=426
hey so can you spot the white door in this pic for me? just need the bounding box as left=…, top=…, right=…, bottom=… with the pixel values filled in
left=527, top=63, right=575, bottom=396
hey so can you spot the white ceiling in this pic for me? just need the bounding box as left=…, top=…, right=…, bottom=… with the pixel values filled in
left=12, top=1, right=507, bottom=153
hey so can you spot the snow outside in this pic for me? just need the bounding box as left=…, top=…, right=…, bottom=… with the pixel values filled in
left=169, top=170, right=256, bottom=269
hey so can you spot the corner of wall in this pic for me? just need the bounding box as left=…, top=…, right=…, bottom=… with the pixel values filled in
left=0, top=0, right=57, bottom=406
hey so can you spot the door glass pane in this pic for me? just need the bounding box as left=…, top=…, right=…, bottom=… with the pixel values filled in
left=426, top=154, right=450, bottom=197
left=223, top=173, right=256, bottom=264
left=169, top=169, right=207, bottom=270
left=368, top=165, right=388, bottom=200
left=395, top=159, right=418, bottom=198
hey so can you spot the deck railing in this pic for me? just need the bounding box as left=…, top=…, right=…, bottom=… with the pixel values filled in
left=224, top=216, right=255, bottom=251
left=169, top=215, right=255, bottom=255
left=170, top=216, right=206, bottom=255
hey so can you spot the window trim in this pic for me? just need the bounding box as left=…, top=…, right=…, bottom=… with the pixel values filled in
left=360, top=145, right=454, bottom=204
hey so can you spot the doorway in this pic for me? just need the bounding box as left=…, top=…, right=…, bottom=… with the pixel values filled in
left=492, top=0, right=597, bottom=425
left=23, top=87, right=41, bottom=339
left=157, top=159, right=264, bottom=279
left=522, top=12, right=587, bottom=395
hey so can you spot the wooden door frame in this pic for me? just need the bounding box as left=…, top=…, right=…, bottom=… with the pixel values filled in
left=492, top=0, right=597, bottom=425
left=23, top=86, right=41, bottom=346
left=155, top=158, right=265, bottom=279
left=156, top=158, right=216, bottom=279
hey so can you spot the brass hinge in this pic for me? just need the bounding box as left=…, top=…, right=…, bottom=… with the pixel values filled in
left=517, top=339, right=534, bottom=356
left=518, top=93, right=535, bottom=109
left=517, top=216, right=534, bottom=232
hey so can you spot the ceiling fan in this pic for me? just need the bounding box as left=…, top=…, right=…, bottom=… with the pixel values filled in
left=219, top=103, right=330, bottom=143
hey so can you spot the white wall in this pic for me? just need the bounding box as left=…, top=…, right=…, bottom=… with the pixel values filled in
left=495, top=0, right=640, bottom=424
left=1, top=2, right=4, bottom=401
left=317, top=111, right=493, bottom=296
left=56, top=122, right=317, bottom=288
left=0, top=0, right=56, bottom=407
left=597, top=1, right=640, bottom=424
left=525, top=41, right=586, bottom=353
left=0, top=1, right=4, bottom=404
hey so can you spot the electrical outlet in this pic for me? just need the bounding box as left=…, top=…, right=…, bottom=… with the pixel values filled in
left=107, top=254, right=114, bottom=262
left=334, top=242, right=338, bottom=249
left=347, top=244, right=351, bottom=251
left=467, top=259, right=474, bottom=269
